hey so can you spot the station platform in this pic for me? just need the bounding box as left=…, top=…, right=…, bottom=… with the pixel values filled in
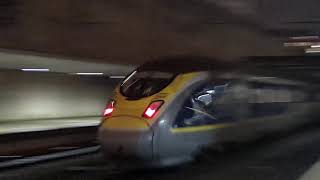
left=0, top=116, right=101, bottom=135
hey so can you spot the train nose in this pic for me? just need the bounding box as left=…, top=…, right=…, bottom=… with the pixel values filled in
left=98, top=116, right=154, bottom=161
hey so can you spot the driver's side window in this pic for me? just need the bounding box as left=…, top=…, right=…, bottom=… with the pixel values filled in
left=173, top=80, right=247, bottom=128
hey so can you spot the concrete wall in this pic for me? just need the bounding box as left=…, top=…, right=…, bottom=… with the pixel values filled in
left=0, top=70, right=119, bottom=121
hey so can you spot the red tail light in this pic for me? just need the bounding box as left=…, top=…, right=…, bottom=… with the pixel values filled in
left=103, top=100, right=115, bottom=116
left=142, top=101, right=164, bottom=118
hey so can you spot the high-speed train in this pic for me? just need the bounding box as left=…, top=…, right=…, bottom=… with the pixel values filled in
left=98, top=56, right=320, bottom=167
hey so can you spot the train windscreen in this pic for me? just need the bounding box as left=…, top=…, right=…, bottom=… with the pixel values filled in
left=120, top=71, right=176, bottom=99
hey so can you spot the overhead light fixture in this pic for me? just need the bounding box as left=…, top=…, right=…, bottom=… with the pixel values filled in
left=109, top=75, right=126, bottom=79
left=311, top=44, right=320, bottom=48
left=21, top=68, right=50, bottom=72
left=75, top=72, right=104, bottom=75
left=289, top=36, right=319, bottom=40
left=283, top=42, right=315, bottom=47
left=249, top=76, right=276, bottom=80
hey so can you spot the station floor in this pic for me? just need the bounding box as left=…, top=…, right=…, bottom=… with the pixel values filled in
left=0, top=117, right=100, bottom=135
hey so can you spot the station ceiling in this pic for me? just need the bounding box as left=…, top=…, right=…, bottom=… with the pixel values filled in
left=0, top=0, right=318, bottom=67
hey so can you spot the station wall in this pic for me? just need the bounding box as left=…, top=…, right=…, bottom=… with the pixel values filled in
left=0, top=71, right=119, bottom=121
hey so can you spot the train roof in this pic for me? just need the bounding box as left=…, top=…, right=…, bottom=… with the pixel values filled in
left=138, top=55, right=320, bottom=72
left=245, top=56, right=320, bottom=68
left=138, top=56, right=239, bottom=73
left=137, top=56, right=320, bottom=84
left=244, top=56, right=320, bottom=84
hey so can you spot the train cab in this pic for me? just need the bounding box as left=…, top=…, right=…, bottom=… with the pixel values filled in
left=98, top=57, right=318, bottom=168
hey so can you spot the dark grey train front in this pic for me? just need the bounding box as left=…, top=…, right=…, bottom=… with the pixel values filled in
left=98, top=58, right=320, bottom=167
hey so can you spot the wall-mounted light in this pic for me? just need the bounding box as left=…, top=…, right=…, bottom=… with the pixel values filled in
left=311, top=44, right=320, bottom=48
left=305, top=47, right=320, bottom=54
left=109, top=75, right=126, bottom=79
left=21, top=68, right=50, bottom=72
left=75, top=73, right=104, bottom=75
left=283, top=42, right=315, bottom=47
left=289, top=36, right=319, bottom=40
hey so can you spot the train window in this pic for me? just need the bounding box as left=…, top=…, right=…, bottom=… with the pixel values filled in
left=173, top=80, right=250, bottom=128
left=120, top=71, right=176, bottom=99
left=247, top=81, right=307, bottom=118
left=173, top=78, right=310, bottom=128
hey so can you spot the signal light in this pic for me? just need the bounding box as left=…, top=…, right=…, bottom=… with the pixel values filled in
left=103, top=100, right=115, bottom=116
left=142, top=101, right=164, bottom=118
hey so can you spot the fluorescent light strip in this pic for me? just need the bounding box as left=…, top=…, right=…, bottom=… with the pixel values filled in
left=283, top=42, right=315, bottom=47
left=250, top=76, right=276, bottom=80
left=311, top=44, right=320, bottom=48
left=290, top=36, right=319, bottom=40
left=75, top=72, right=104, bottom=75
left=21, top=68, right=50, bottom=72
left=305, top=47, right=320, bottom=53
left=109, top=75, right=126, bottom=79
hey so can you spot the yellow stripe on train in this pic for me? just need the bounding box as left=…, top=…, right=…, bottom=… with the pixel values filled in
left=170, top=123, right=234, bottom=133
